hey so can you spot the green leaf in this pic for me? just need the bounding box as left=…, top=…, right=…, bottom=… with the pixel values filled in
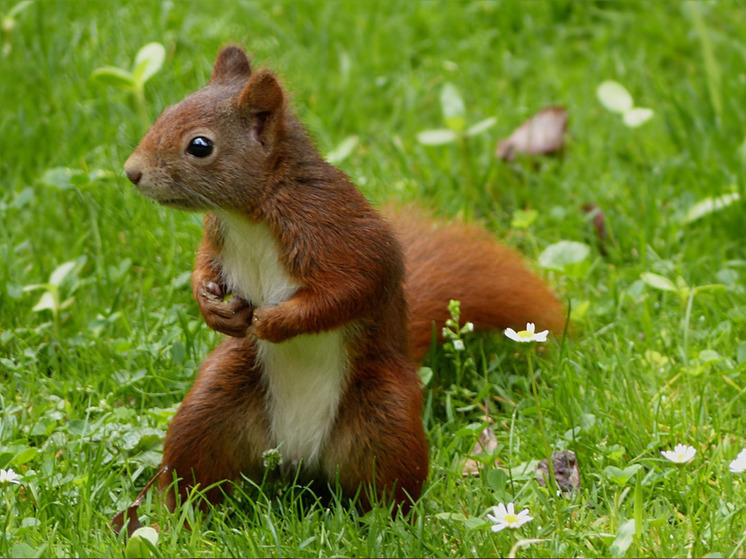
left=91, top=66, right=135, bottom=90
left=31, top=291, right=56, bottom=313
left=622, top=107, right=654, bottom=128
left=640, top=272, right=678, bottom=293
left=698, top=349, right=721, bottom=363
left=49, top=260, right=77, bottom=286
left=9, top=543, right=36, bottom=559
left=39, top=167, right=76, bottom=190
left=604, top=464, right=641, bottom=485
left=132, top=42, right=166, bottom=86
left=683, top=192, right=740, bottom=223
left=416, top=128, right=459, bottom=145
left=465, top=116, right=497, bottom=137
left=417, top=366, right=433, bottom=386
left=510, top=209, right=538, bottom=230
left=463, top=517, right=487, bottom=530
left=569, top=299, right=590, bottom=322
left=125, top=527, right=158, bottom=559
left=486, top=468, right=508, bottom=493
left=538, top=241, right=590, bottom=273
left=597, top=80, right=634, bottom=114
left=11, top=446, right=39, bottom=466
left=440, top=83, right=466, bottom=132
left=326, top=135, right=359, bottom=164
left=67, top=419, right=89, bottom=436
left=609, top=519, right=636, bottom=557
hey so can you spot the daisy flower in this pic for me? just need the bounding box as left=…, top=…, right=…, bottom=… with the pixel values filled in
left=729, top=448, right=746, bottom=474
left=504, top=323, right=549, bottom=343
left=661, top=444, right=696, bottom=464
left=0, top=468, right=22, bottom=485
left=486, top=502, right=533, bottom=533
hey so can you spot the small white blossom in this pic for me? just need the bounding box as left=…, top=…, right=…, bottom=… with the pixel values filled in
left=452, top=339, right=465, bottom=351
left=486, top=502, right=533, bottom=533
left=729, top=448, right=746, bottom=474
left=261, top=447, right=283, bottom=471
left=463, top=322, right=474, bottom=333
left=661, top=444, right=696, bottom=464
left=0, top=468, right=22, bottom=485
left=504, top=322, right=549, bottom=343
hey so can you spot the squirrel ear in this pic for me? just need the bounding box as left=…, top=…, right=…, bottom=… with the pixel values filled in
left=237, top=70, right=285, bottom=142
left=238, top=70, right=284, bottom=114
left=211, top=46, right=252, bottom=84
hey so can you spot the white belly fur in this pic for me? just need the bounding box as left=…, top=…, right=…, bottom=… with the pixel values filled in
left=217, top=212, right=348, bottom=466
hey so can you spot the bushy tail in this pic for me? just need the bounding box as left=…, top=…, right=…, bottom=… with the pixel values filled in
left=388, top=210, right=566, bottom=362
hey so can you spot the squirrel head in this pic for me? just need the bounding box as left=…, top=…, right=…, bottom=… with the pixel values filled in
left=124, top=46, right=290, bottom=213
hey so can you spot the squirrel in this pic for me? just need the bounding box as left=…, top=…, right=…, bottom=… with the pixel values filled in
left=123, top=45, right=565, bottom=514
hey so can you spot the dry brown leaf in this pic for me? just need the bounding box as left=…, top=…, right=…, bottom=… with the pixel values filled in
left=496, top=106, right=568, bottom=161
left=462, top=426, right=499, bottom=476
left=111, top=465, right=169, bottom=537
left=535, top=450, right=580, bottom=494
left=111, top=505, right=143, bottom=537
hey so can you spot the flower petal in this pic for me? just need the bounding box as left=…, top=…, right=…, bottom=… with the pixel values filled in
left=533, top=330, right=549, bottom=342
left=491, top=522, right=508, bottom=533
left=504, top=328, right=520, bottom=342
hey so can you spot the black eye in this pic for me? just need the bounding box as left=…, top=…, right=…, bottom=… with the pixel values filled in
left=186, top=136, right=214, bottom=158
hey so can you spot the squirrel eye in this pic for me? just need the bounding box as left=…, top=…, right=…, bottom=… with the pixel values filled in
left=186, top=136, right=214, bottom=158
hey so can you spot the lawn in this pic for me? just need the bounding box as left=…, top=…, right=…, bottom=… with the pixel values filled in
left=1, top=1, right=745, bottom=557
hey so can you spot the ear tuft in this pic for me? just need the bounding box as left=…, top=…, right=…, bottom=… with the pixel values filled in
left=210, top=46, right=252, bottom=84
left=237, top=70, right=284, bottom=116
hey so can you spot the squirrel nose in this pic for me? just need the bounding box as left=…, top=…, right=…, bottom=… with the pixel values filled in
left=124, top=159, right=142, bottom=185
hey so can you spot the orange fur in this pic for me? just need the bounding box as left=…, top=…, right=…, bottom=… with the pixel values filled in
left=391, top=211, right=565, bottom=361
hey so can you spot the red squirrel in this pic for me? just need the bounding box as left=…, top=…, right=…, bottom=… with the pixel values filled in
left=123, top=45, right=564, bottom=513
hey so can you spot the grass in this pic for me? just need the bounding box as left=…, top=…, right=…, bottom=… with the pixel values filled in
left=1, top=0, right=745, bottom=557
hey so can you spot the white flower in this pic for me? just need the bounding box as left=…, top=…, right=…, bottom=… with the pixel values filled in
left=504, top=323, right=549, bottom=343
left=463, top=322, right=474, bottom=333
left=729, top=448, right=746, bottom=474
left=661, top=444, right=696, bottom=464
left=452, top=339, right=465, bottom=351
left=486, top=502, right=533, bottom=533
left=0, top=468, right=22, bottom=485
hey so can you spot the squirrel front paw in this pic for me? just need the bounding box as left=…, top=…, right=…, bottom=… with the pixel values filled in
left=195, top=282, right=254, bottom=337
left=251, top=305, right=296, bottom=344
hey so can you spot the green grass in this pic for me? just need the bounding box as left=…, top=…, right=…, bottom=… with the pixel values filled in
left=1, top=0, right=745, bottom=557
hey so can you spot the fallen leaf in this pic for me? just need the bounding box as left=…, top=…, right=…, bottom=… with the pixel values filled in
left=496, top=106, right=568, bottom=161
left=111, top=506, right=143, bottom=538
left=535, top=450, right=580, bottom=494
left=111, top=465, right=169, bottom=538
left=462, top=426, right=499, bottom=476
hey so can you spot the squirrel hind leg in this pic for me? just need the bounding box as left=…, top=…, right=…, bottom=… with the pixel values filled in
left=324, top=359, right=429, bottom=514
left=394, top=215, right=565, bottom=362
left=159, top=337, right=271, bottom=511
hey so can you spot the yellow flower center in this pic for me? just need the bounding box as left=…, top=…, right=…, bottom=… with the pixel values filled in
left=517, top=330, right=532, bottom=339
left=504, top=513, right=518, bottom=524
